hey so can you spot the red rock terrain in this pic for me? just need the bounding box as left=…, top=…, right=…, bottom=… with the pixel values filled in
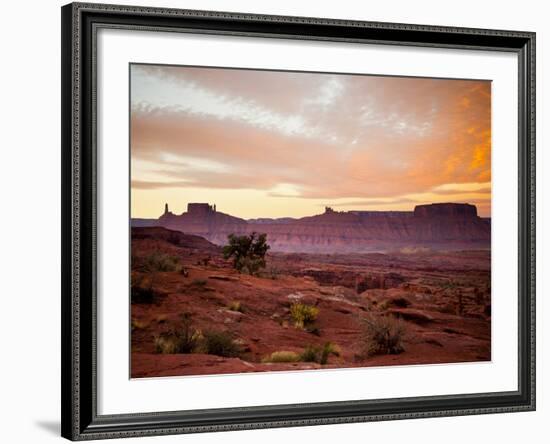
left=131, top=227, right=491, bottom=378
left=133, top=202, right=490, bottom=253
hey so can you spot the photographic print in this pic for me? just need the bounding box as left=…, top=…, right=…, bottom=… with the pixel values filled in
left=130, top=64, right=491, bottom=378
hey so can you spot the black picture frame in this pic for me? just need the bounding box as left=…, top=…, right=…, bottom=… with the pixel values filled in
left=61, top=2, right=536, bottom=440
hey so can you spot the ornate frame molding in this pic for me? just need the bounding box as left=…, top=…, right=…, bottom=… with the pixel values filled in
left=61, top=2, right=535, bottom=440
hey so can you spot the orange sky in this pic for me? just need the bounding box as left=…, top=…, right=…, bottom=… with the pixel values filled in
left=130, top=64, right=491, bottom=219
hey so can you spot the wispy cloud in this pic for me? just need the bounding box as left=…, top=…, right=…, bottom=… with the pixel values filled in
left=130, top=65, right=491, bottom=218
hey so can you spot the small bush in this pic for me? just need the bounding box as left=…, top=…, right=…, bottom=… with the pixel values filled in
left=143, top=252, right=182, bottom=273
left=227, top=301, right=244, bottom=313
left=299, top=345, right=319, bottom=363
left=361, top=314, right=406, bottom=357
left=389, top=296, right=411, bottom=308
left=300, top=342, right=340, bottom=365
left=308, top=326, right=321, bottom=336
left=223, top=232, right=270, bottom=275
left=201, top=330, right=242, bottom=357
left=153, top=312, right=201, bottom=354
left=131, top=319, right=148, bottom=331
left=191, top=278, right=208, bottom=287
left=154, top=335, right=180, bottom=354
left=131, top=274, right=155, bottom=303
left=290, top=303, right=319, bottom=329
left=262, top=351, right=300, bottom=363
left=131, top=287, right=155, bottom=304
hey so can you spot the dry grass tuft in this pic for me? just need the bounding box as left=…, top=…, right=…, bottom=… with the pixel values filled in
left=290, top=303, right=319, bottom=329
left=361, top=314, right=406, bottom=357
left=262, top=351, right=301, bottom=363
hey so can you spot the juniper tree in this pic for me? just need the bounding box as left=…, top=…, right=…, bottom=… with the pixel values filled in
left=222, top=232, right=270, bottom=275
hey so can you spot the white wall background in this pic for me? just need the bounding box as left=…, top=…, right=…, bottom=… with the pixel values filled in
left=0, top=0, right=545, bottom=443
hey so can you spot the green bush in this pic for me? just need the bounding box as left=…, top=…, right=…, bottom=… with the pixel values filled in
left=201, top=330, right=242, bottom=357
left=143, top=252, right=182, bottom=273
left=290, top=303, right=319, bottom=329
left=223, top=232, right=270, bottom=275
left=153, top=312, right=201, bottom=354
left=261, top=344, right=340, bottom=365
left=131, top=273, right=155, bottom=303
left=299, top=345, right=319, bottom=363
left=361, top=314, right=406, bottom=357
left=154, top=335, right=180, bottom=354
left=300, top=342, right=339, bottom=365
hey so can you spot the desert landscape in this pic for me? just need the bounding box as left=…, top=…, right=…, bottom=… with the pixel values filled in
left=130, top=202, right=491, bottom=378
left=129, top=64, right=492, bottom=378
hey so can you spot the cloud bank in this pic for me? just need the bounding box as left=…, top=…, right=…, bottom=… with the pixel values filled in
left=130, top=64, right=491, bottom=218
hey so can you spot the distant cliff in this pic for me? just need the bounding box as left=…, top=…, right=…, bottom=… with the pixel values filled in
left=131, top=202, right=490, bottom=253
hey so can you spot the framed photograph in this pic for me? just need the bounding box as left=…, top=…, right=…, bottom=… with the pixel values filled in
left=61, top=2, right=536, bottom=440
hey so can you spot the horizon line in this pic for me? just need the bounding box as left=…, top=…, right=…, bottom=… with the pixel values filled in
left=131, top=201, right=490, bottom=220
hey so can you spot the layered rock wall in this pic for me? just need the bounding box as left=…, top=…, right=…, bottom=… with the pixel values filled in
left=141, top=202, right=490, bottom=253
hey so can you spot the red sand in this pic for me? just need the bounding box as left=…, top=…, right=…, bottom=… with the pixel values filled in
left=131, top=227, right=490, bottom=378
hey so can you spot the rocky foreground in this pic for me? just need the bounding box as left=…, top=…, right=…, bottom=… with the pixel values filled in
left=131, top=227, right=491, bottom=378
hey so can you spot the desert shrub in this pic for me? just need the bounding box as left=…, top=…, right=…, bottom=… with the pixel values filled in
left=153, top=312, right=201, bottom=354
left=177, top=312, right=201, bottom=353
left=319, top=342, right=340, bottom=364
left=131, top=319, right=148, bottom=331
left=227, top=301, right=244, bottom=313
left=223, top=232, right=270, bottom=275
left=191, top=278, right=208, bottom=287
left=299, top=345, right=319, bottom=363
left=300, top=342, right=340, bottom=365
left=143, top=252, right=182, bottom=273
left=262, top=351, right=301, bottom=363
left=389, top=296, right=411, bottom=308
left=154, top=335, right=180, bottom=354
left=131, top=274, right=155, bottom=303
left=290, top=303, right=319, bottom=329
left=196, top=256, right=211, bottom=266
left=131, top=285, right=155, bottom=304
left=308, top=326, right=321, bottom=336
left=201, top=330, right=242, bottom=357
left=361, top=314, right=406, bottom=357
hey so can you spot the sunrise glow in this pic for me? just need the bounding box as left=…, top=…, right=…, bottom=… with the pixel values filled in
left=130, top=65, right=491, bottom=219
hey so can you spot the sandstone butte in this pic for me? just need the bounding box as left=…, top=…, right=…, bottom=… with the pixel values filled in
left=132, top=202, right=490, bottom=253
